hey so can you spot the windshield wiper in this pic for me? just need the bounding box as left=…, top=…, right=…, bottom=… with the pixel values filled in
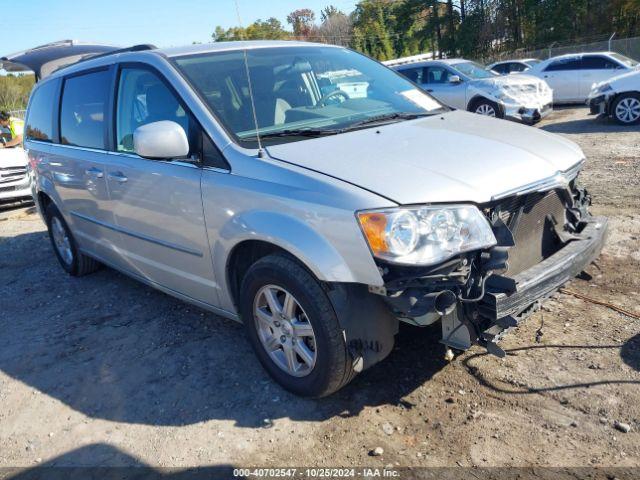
left=339, top=111, right=443, bottom=132
left=250, top=128, right=341, bottom=139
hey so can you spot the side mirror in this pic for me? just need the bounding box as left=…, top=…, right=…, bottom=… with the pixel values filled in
left=449, top=75, right=462, bottom=84
left=133, top=121, right=189, bottom=160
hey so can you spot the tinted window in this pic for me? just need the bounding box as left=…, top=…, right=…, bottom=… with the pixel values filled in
left=424, top=66, right=455, bottom=83
left=60, top=70, right=110, bottom=149
left=545, top=57, right=582, bottom=71
left=26, top=80, right=57, bottom=142
left=398, top=67, right=424, bottom=83
left=510, top=62, right=528, bottom=72
left=581, top=55, right=622, bottom=70
left=492, top=63, right=509, bottom=74
left=116, top=67, right=195, bottom=154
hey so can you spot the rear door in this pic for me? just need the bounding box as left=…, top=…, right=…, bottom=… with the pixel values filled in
left=45, top=67, right=123, bottom=265
left=579, top=55, right=628, bottom=99
left=104, top=64, right=217, bottom=305
left=541, top=57, right=582, bottom=102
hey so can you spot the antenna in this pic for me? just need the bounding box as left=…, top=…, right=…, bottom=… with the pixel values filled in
left=234, top=0, right=265, bottom=157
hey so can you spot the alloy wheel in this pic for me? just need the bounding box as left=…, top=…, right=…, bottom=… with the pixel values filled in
left=253, top=285, right=317, bottom=377
left=51, top=217, right=73, bottom=266
left=476, top=104, right=496, bottom=116
left=615, top=97, right=640, bottom=124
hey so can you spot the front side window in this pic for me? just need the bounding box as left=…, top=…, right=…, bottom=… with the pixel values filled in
left=60, top=70, right=110, bottom=149
left=174, top=46, right=445, bottom=146
left=26, top=79, right=57, bottom=142
left=451, top=61, right=496, bottom=79
left=423, top=66, right=456, bottom=83
left=116, top=67, right=194, bottom=153
left=398, top=67, right=424, bottom=83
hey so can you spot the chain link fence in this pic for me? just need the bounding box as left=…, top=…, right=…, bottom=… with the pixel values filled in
left=484, top=34, right=640, bottom=63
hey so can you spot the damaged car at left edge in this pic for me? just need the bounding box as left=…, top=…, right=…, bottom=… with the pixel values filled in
left=8, top=40, right=607, bottom=397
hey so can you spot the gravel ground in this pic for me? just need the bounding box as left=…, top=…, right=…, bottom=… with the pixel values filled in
left=0, top=107, right=639, bottom=473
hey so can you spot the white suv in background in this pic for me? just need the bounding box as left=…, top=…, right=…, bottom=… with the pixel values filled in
left=0, top=146, right=31, bottom=206
left=387, top=58, right=552, bottom=124
left=526, top=52, right=638, bottom=103
left=588, top=68, right=640, bottom=125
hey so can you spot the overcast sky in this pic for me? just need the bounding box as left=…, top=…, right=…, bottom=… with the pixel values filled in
left=1, top=0, right=359, bottom=54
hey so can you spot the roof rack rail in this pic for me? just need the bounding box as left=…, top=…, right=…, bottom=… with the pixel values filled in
left=81, top=43, right=158, bottom=62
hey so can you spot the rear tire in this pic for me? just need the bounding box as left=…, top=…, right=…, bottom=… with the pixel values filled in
left=470, top=98, right=503, bottom=118
left=45, top=204, right=101, bottom=276
left=239, top=253, right=355, bottom=397
left=612, top=93, right=640, bottom=125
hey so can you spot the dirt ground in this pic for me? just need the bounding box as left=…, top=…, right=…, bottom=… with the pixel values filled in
left=0, top=107, right=639, bottom=474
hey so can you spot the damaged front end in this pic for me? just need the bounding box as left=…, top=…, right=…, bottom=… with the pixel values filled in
left=375, top=176, right=607, bottom=357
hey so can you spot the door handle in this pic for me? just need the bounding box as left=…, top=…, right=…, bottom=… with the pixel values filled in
left=108, top=171, right=128, bottom=183
left=85, top=167, right=104, bottom=178
left=426, top=89, right=434, bottom=92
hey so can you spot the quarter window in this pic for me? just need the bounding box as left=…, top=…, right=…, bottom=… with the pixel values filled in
left=25, top=79, right=58, bottom=142
left=116, top=67, right=194, bottom=153
left=60, top=70, right=111, bottom=149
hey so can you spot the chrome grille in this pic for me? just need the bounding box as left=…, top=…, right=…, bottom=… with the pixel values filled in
left=0, top=166, right=28, bottom=184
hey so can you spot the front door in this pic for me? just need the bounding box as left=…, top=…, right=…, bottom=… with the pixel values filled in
left=104, top=65, right=218, bottom=306
left=421, top=66, right=467, bottom=109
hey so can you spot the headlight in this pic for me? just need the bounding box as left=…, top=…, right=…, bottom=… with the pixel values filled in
left=357, top=205, right=497, bottom=266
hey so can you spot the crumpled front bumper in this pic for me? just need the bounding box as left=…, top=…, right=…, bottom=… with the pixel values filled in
left=504, top=102, right=553, bottom=123
left=480, top=217, right=608, bottom=321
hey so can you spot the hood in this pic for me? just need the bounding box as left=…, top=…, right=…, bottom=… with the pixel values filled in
left=0, top=147, right=28, bottom=167
left=472, top=73, right=549, bottom=91
left=266, top=110, right=584, bottom=205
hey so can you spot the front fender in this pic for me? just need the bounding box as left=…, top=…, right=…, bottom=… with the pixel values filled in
left=212, top=209, right=384, bottom=313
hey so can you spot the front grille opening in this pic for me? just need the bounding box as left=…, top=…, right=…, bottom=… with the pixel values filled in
left=493, top=190, right=567, bottom=276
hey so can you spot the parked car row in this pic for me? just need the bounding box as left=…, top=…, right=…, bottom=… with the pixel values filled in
left=3, top=40, right=607, bottom=396
left=386, top=51, right=639, bottom=126
left=383, top=55, right=553, bottom=124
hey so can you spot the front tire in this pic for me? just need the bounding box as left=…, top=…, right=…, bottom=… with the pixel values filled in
left=470, top=98, right=503, bottom=118
left=612, top=93, right=640, bottom=125
left=45, top=204, right=101, bottom=276
left=239, top=253, right=354, bottom=397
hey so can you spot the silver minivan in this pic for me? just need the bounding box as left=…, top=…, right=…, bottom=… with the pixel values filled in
left=12, top=40, right=607, bottom=397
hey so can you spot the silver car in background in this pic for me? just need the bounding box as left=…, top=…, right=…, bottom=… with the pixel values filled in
left=11, top=40, right=606, bottom=397
left=386, top=57, right=553, bottom=124
left=488, top=58, right=541, bottom=75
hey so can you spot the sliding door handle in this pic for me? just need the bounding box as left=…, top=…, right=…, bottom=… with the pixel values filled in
left=85, top=167, right=104, bottom=178
left=108, top=171, right=128, bottom=183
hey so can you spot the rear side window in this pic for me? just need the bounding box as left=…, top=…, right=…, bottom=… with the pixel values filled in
left=581, top=55, right=622, bottom=70
left=60, top=70, right=111, bottom=149
left=25, top=80, right=57, bottom=142
left=545, top=57, right=582, bottom=71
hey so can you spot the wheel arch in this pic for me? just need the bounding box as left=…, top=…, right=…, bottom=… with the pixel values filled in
left=216, top=210, right=380, bottom=313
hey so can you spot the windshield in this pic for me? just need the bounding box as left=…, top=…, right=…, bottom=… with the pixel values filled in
left=610, top=52, right=639, bottom=68
left=173, top=46, right=445, bottom=146
left=452, top=61, right=497, bottom=79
